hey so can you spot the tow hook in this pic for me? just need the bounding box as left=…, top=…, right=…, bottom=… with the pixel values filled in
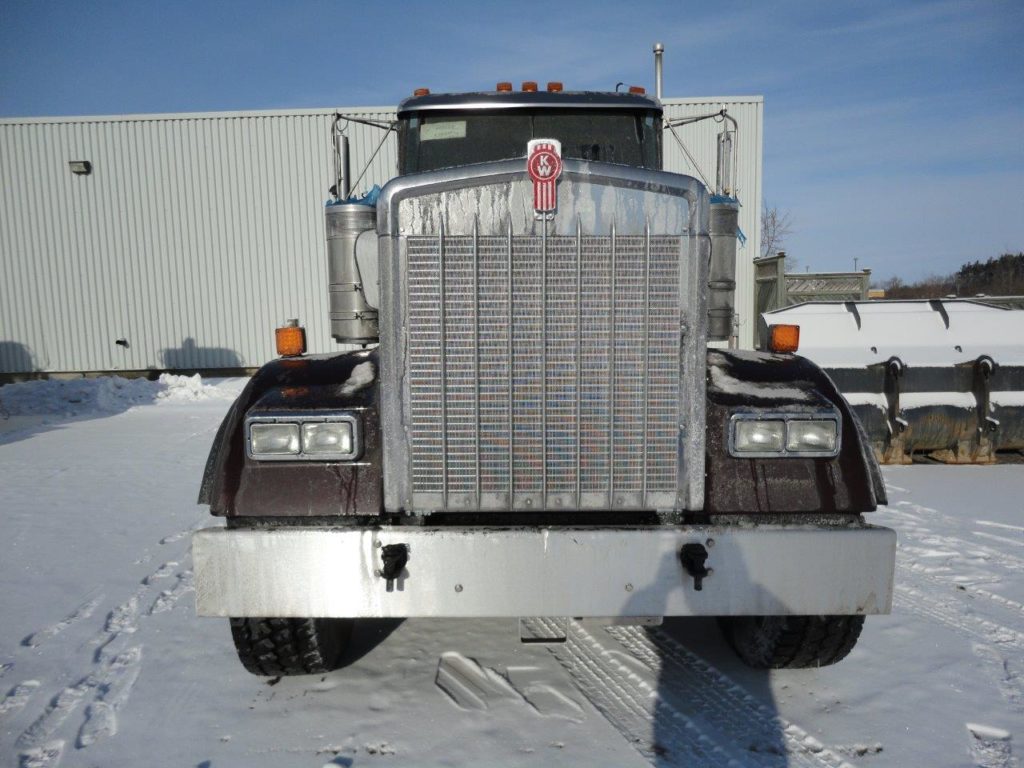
left=680, top=543, right=711, bottom=591
left=380, top=543, right=409, bottom=589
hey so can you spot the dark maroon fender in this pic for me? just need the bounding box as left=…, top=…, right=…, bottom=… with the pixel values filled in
left=198, top=348, right=382, bottom=518
left=704, top=349, right=887, bottom=515
left=200, top=346, right=883, bottom=519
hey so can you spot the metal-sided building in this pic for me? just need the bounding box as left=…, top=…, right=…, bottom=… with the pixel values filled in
left=0, top=97, right=762, bottom=376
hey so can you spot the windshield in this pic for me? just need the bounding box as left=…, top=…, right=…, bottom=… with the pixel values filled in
left=399, top=109, right=661, bottom=174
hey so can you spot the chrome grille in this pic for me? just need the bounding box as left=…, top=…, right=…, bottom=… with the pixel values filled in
left=406, top=223, right=682, bottom=511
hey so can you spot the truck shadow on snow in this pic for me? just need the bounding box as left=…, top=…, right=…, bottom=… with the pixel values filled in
left=340, top=619, right=405, bottom=668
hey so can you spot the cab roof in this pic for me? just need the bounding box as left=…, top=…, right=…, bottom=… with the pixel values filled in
left=397, top=90, right=663, bottom=117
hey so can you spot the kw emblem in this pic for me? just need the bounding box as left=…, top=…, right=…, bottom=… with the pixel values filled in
left=527, top=139, right=563, bottom=216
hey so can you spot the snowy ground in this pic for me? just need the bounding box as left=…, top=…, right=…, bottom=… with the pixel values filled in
left=0, top=377, right=1021, bottom=768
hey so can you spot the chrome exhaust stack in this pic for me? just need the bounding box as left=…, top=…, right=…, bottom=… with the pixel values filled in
left=708, top=197, right=739, bottom=345
left=326, top=202, right=379, bottom=345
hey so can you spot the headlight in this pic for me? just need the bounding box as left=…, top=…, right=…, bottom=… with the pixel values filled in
left=729, top=413, right=841, bottom=458
left=786, top=420, right=838, bottom=453
left=247, top=413, right=361, bottom=461
left=302, top=421, right=355, bottom=457
left=249, top=423, right=300, bottom=455
left=733, top=420, right=785, bottom=453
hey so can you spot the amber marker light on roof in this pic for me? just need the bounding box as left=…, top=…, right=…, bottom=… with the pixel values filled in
left=413, top=87, right=430, bottom=96
left=496, top=82, right=513, bottom=92
left=768, top=324, right=801, bottom=354
left=521, top=81, right=538, bottom=92
left=628, top=85, right=646, bottom=95
left=275, top=321, right=307, bottom=358
left=546, top=81, right=563, bottom=92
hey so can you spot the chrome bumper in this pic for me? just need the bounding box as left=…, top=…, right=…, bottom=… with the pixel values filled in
left=193, top=524, right=896, bottom=618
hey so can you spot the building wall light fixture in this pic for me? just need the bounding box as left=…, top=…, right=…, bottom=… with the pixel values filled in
left=68, top=160, right=92, bottom=175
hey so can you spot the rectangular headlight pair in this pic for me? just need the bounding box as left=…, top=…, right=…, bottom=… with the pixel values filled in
left=247, top=413, right=360, bottom=461
left=730, top=413, right=840, bottom=458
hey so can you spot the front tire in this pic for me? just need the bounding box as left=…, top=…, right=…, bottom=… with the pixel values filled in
left=230, top=617, right=354, bottom=676
left=719, top=615, right=865, bottom=669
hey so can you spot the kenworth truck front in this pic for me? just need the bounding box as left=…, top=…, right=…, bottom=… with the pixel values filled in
left=193, top=84, right=895, bottom=675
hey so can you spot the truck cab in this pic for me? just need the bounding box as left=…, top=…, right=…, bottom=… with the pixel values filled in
left=193, top=83, right=895, bottom=676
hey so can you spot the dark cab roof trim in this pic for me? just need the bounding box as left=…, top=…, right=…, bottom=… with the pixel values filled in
left=397, top=90, right=663, bottom=116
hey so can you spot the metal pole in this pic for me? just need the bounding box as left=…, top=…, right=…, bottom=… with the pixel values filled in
left=339, top=134, right=351, bottom=201
left=653, top=43, right=664, bottom=100
left=655, top=42, right=663, bottom=99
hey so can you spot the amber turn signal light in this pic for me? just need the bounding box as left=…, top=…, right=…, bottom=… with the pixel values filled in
left=275, top=322, right=307, bottom=357
left=496, top=82, right=513, bottom=92
left=413, top=87, right=430, bottom=97
left=628, top=85, right=646, bottom=95
left=768, top=324, right=800, bottom=354
left=521, top=81, right=538, bottom=92
left=546, top=81, right=563, bottom=92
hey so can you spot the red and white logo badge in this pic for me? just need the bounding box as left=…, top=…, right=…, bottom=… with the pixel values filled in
left=527, top=138, right=562, bottom=215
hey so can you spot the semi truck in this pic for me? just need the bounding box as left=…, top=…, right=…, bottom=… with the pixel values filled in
left=193, top=64, right=896, bottom=676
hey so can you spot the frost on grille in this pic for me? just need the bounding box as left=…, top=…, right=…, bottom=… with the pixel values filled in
left=405, top=230, right=682, bottom=511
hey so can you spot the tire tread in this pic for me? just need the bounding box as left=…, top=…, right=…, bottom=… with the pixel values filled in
left=230, top=617, right=353, bottom=676
left=721, top=615, right=865, bottom=669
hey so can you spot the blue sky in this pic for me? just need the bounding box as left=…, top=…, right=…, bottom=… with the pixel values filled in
left=2, top=0, right=1022, bottom=281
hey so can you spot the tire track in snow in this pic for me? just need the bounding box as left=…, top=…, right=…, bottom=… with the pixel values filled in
left=888, top=499, right=1024, bottom=649
left=974, top=531, right=1024, bottom=549
left=887, top=501, right=1024, bottom=571
left=975, top=521, right=1024, bottom=534
left=611, top=626, right=853, bottom=768
left=894, top=583, right=1024, bottom=650
left=549, top=621, right=853, bottom=768
left=551, top=621, right=720, bottom=766
left=886, top=480, right=1024, bottom=756
left=884, top=494, right=1024, bottom=629
left=897, top=561, right=1024, bottom=618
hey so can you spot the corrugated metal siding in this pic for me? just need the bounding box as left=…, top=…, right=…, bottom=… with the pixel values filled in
left=661, top=98, right=763, bottom=348
left=0, top=98, right=761, bottom=374
left=0, top=107, right=397, bottom=373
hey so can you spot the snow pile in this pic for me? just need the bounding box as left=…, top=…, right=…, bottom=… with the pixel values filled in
left=154, top=373, right=245, bottom=404
left=0, top=373, right=243, bottom=417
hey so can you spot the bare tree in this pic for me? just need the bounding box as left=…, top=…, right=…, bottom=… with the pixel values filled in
left=760, top=201, right=794, bottom=259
